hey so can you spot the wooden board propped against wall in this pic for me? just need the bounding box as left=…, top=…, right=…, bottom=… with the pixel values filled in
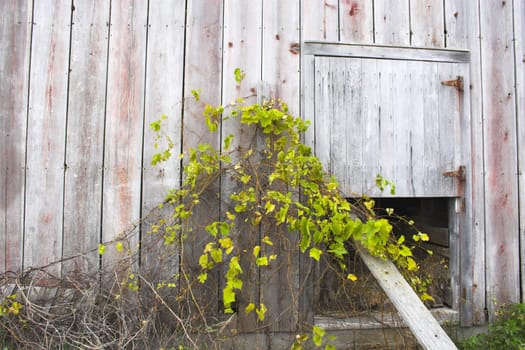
left=358, top=248, right=457, bottom=350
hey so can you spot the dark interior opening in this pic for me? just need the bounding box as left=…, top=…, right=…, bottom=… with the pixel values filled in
left=315, top=197, right=453, bottom=317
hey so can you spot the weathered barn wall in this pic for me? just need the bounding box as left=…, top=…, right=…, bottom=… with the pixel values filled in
left=1, top=0, right=523, bottom=328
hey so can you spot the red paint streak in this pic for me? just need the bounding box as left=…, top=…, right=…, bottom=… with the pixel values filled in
left=289, top=42, right=300, bottom=55
left=117, top=167, right=131, bottom=227
left=42, top=213, right=52, bottom=224
left=349, top=3, right=359, bottom=16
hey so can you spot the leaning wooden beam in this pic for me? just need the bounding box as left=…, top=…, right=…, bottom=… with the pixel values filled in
left=358, top=249, right=457, bottom=350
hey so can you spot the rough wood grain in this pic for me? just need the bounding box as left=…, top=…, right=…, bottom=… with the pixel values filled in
left=410, top=0, right=445, bottom=47
left=460, top=0, right=486, bottom=325
left=262, top=0, right=301, bottom=332
left=303, top=42, right=469, bottom=62
left=24, top=1, right=71, bottom=275
left=313, top=53, right=465, bottom=197
left=63, top=0, right=109, bottom=276
left=102, top=0, right=148, bottom=265
left=302, top=0, right=339, bottom=41
left=140, top=0, right=185, bottom=288
left=358, top=249, right=458, bottom=350
left=339, top=0, right=373, bottom=43
left=480, top=0, right=521, bottom=319
left=0, top=0, right=32, bottom=272
left=181, top=0, right=223, bottom=320
left=443, top=0, right=469, bottom=49
left=374, top=0, right=410, bottom=45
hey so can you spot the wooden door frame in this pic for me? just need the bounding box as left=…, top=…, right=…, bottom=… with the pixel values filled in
left=300, top=42, right=475, bottom=326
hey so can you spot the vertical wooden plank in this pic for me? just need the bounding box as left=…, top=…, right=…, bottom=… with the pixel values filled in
left=313, top=58, right=334, bottom=185
left=0, top=1, right=32, bottom=272
left=423, top=63, right=441, bottom=192
left=302, top=0, right=339, bottom=41
left=391, top=60, right=413, bottom=194
left=63, top=0, right=109, bottom=275
left=262, top=0, right=301, bottom=332
left=458, top=64, right=474, bottom=326
left=300, top=52, right=317, bottom=328
left=340, top=58, right=366, bottom=195
left=466, top=1, right=486, bottom=325
left=222, top=0, right=263, bottom=332
left=141, top=0, right=185, bottom=284
left=102, top=0, right=148, bottom=264
left=405, top=62, right=426, bottom=193
left=410, top=0, right=445, bottom=48
left=447, top=0, right=486, bottom=324
left=339, top=0, right=374, bottom=43
left=374, top=0, right=410, bottom=45
left=24, top=1, right=71, bottom=275
left=438, top=61, right=474, bottom=325
left=437, top=63, right=460, bottom=196
left=514, top=0, right=525, bottom=303
left=443, top=0, right=468, bottom=49
left=480, top=0, right=520, bottom=318
left=263, top=0, right=301, bottom=115
left=376, top=59, right=396, bottom=194
left=182, top=0, right=223, bottom=320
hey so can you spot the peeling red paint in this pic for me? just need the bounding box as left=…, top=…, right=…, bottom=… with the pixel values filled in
left=289, top=42, right=300, bottom=55
left=42, top=213, right=52, bottom=224
left=349, top=3, right=359, bottom=16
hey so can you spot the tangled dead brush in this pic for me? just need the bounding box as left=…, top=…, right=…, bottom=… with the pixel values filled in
left=0, top=217, right=217, bottom=350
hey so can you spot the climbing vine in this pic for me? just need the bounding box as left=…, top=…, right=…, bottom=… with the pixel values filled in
left=149, top=69, right=433, bottom=324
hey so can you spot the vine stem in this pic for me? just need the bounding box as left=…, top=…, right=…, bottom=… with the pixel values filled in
left=139, top=275, right=199, bottom=349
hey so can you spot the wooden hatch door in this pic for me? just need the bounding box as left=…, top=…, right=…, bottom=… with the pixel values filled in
left=302, top=43, right=474, bottom=327
left=303, top=44, right=471, bottom=199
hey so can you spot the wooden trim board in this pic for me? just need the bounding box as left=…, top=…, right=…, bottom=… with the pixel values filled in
left=303, top=42, right=469, bottom=63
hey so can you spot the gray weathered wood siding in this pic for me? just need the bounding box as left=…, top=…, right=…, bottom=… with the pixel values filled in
left=1, top=0, right=523, bottom=327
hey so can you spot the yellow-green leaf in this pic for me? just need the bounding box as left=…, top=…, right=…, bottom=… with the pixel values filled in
left=347, top=273, right=358, bottom=281
left=256, top=303, right=267, bottom=321
left=115, top=241, right=123, bottom=252
left=262, top=236, right=273, bottom=246
left=407, top=257, right=418, bottom=271
left=421, top=292, right=435, bottom=302
left=219, top=237, right=234, bottom=254
left=309, top=247, right=322, bottom=261
left=98, top=244, right=106, bottom=256
left=245, top=303, right=255, bottom=314
left=199, top=254, right=209, bottom=269
left=253, top=245, right=261, bottom=258
left=256, top=256, right=269, bottom=266
left=198, top=273, right=207, bottom=283
left=191, top=89, right=201, bottom=101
